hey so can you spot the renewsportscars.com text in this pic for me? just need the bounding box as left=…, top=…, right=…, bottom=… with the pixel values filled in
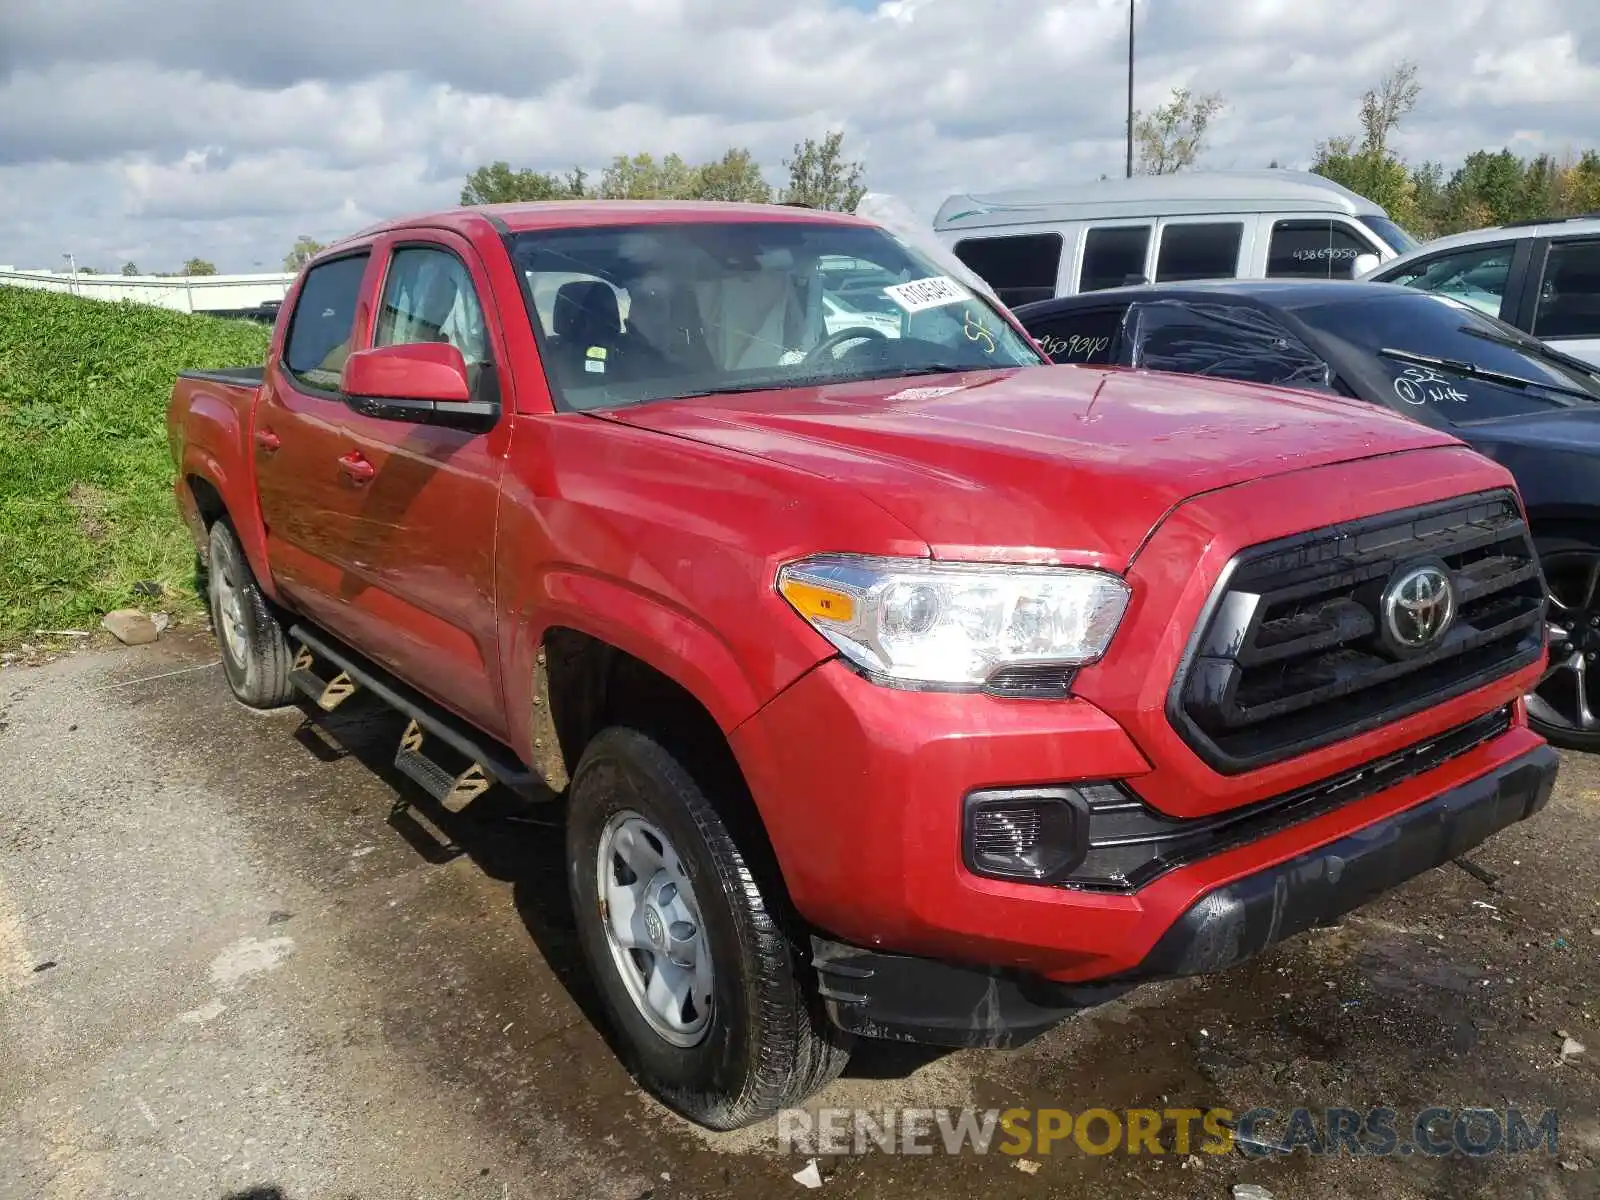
left=775, top=1106, right=1561, bottom=1158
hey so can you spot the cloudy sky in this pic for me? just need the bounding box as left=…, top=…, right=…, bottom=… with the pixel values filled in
left=2, top=0, right=1597, bottom=274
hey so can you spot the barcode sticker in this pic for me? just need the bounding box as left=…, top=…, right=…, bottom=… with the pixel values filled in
left=883, top=275, right=970, bottom=313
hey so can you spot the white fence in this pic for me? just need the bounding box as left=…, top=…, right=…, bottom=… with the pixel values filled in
left=0, top=267, right=297, bottom=315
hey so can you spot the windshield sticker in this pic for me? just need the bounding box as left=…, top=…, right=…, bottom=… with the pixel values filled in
left=1393, top=365, right=1468, bottom=406
left=884, top=275, right=970, bottom=313
left=1036, top=333, right=1111, bottom=361
left=962, top=310, right=997, bottom=354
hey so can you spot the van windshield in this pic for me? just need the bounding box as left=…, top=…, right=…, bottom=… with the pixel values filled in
left=1358, top=214, right=1420, bottom=255
left=506, top=220, right=1043, bottom=411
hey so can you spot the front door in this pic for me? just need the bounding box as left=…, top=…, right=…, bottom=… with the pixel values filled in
left=318, top=235, right=513, bottom=737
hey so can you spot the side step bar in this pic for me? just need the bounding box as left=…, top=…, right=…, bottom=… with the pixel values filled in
left=287, top=623, right=545, bottom=806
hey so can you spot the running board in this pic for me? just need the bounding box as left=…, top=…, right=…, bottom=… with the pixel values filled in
left=287, top=623, right=545, bottom=806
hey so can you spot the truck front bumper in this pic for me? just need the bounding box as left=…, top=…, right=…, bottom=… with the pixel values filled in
left=806, top=741, right=1557, bottom=1048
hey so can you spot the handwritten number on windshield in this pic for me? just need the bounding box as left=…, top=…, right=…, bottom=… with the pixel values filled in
left=1393, top=365, right=1469, bottom=407
left=962, top=309, right=997, bottom=355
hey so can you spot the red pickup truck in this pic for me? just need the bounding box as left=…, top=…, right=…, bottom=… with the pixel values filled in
left=168, top=200, right=1557, bottom=1130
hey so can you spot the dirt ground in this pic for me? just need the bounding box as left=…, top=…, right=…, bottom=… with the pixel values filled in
left=1, top=630, right=1596, bottom=1200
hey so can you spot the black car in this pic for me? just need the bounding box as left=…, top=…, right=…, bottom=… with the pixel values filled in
left=1014, top=280, right=1600, bottom=751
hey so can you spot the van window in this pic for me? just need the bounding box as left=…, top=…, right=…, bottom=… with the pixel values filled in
left=1155, top=223, right=1243, bottom=283
left=950, top=234, right=1063, bottom=307
left=1267, top=220, right=1373, bottom=280
left=1080, top=226, right=1150, bottom=293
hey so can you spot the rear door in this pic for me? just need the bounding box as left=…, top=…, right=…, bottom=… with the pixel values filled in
left=1522, top=236, right=1600, bottom=366
left=316, top=231, right=514, bottom=736
left=254, top=250, right=378, bottom=628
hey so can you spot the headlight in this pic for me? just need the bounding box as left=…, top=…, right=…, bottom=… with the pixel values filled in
left=776, top=554, right=1131, bottom=690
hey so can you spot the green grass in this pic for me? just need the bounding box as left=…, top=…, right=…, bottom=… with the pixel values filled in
left=0, top=287, right=271, bottom=644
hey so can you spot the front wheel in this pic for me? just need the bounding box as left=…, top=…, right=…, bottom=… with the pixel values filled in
left=566, top=727, right=849, bottom=1129
left=1528, top=534, right=1600, bottom=752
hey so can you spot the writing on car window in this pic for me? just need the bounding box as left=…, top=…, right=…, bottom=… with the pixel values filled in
left=1392, top=365, right=1470, bottom=407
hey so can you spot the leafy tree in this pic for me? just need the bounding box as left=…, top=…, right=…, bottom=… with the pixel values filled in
left=598, top=152, right=698, bottom=199
left=1133, top=87, right=1226, bottom=175
left=183, top=258, right=217, bottom=276
left=459, top=161, right=589, bottom=205
left=692, top=148, right=772, bottom=203
left=1312, top=61, right=1422, bottom=230
left=120, top=261, right=140, bottom=276
left=282, top=236, right=326, bottom=272
left=781, top=130, right=866, bottom=211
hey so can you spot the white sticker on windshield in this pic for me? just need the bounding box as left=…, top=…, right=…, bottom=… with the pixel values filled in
left=883, top=275, right=970, bottom=313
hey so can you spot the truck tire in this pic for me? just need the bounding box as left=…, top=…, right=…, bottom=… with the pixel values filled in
left=1530, top=533, right=1600, bottom=752
left=207, top=519, right=295, bottom=709
left=567, top=726, right=850, bottom=1129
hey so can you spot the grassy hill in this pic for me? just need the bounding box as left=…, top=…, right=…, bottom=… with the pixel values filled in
left=0, top=287, right=271, bottom=644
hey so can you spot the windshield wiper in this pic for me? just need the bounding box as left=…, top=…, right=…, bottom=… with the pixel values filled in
left=1376, top=347, right=1598, bottom=405
left=1456, top=324, right=1600, bottom=383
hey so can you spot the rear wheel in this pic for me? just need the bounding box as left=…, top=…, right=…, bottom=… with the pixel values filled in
left=566, top=726, right=849, bottom=1129
left=1528, top=534, right=1600, bottom=752
left=207, top=519, right=295, bottom=709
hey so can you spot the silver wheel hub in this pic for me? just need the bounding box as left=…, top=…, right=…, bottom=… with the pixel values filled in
left=597, top=811, right=713, bottom=1048
left=214, top=561, right=248, bottom=665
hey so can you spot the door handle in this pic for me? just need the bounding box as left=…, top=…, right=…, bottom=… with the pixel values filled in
left=255, top=429, right=281, bottom=452
left=338, top=452, right=375, bottom=484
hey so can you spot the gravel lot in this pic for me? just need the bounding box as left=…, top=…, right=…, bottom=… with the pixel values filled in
left=2, top=631, right=1596, bottom=1199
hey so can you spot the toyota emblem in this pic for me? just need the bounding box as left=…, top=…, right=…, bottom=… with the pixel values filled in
left=1382, top=563, right=1456, bottom=650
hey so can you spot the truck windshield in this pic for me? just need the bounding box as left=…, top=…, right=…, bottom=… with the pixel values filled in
left=505, top=220, right=1043, bottom=411
left=1358, top=214, right=1419, bottom=255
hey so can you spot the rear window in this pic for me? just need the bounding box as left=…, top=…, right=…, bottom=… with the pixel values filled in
left=950, top=234, right=1063, bottom=307
left=1155, top=223, right=1243, bottom=283
left=283, top=253, right=370, bottom=392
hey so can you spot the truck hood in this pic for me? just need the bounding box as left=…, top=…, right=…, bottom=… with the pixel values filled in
left=604, top=365, right=1461, bottom=568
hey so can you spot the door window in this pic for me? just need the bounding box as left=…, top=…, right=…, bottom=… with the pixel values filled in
left=1020, top=306, right=1128, bottom=364
left=950, top=233, right=1063, bottom=307
left=375, top=247, right=492, bottom=367
left=1383, top=243, right=1513, bottom=319
left=1266, top=220, right=1375, bottom=280
left=1154, top=223, right=1243, bottom=283
left=1080, top=225, right=1150, bottom=292
left=282, top=254, right=370, bottom=392
left=1126, top=299, right=1333, bottom=390
left=1533, top=239, right=1600, bottom=339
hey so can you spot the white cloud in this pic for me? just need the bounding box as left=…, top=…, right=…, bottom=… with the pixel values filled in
left=0, top=0, right=1598, bottom=271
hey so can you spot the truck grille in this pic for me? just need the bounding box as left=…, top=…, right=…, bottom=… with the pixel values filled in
left=1169, top=490, right=1544, bottom=774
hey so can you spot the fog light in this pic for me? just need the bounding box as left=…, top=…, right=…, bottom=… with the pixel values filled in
left=963, top=787, right=1089, bottom=883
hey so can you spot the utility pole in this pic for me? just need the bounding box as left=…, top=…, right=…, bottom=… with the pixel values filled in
left=1125, top=0, right=1135, bottom=178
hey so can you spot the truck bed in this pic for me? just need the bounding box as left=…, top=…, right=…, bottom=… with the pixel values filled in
left=178, top=365, right=265, bottom=387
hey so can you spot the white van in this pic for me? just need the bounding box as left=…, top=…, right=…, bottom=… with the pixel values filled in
left=932, top=170, right=1419, bottom=307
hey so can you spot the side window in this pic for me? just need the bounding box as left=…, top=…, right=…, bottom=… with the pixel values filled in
left=1533, top=239, right=1600, bottom=339
left=1154, top=223, right=1244, bottom=284
left=950, top=234, right=1063, bottom=307
left=374, top=247, right=491, bottom=366
left=1022, top=307, right=1128, bottom=364
left=1080, top=225, right=1150, bottom=293
left=1384, top=244, right=1513, bottom=320
left=1267, top=220, right=1375, bottom=280
left=1125, top=299, right=1334, bottom=390
left=283, top=254, right=370, bottom=392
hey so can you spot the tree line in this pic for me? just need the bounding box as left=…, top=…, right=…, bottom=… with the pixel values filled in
left=1128, top=63, right=1600, bottom=241
left=457, top=129, right=867, bottom=213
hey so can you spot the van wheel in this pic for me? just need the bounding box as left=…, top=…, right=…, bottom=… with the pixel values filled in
left=207, top=520, right=295, bottom=709
left=567, top=727, right=850, bottom=1130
